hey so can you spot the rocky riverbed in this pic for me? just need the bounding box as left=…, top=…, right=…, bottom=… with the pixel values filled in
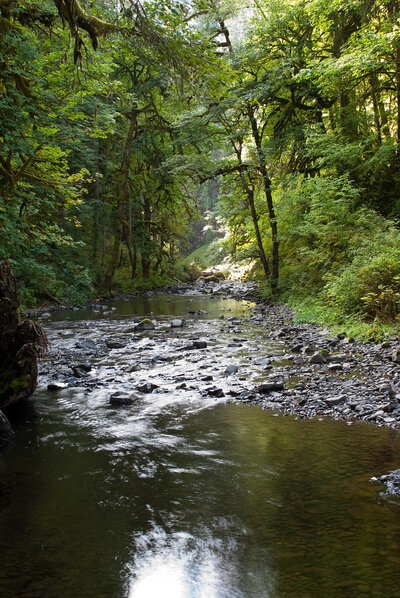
left=35, top=279, right=400, bottom=495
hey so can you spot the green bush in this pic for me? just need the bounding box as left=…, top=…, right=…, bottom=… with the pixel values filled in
left=324, top=230, right=400, bottom=322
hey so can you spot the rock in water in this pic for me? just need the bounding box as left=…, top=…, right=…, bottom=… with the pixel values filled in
left=0, top=261, right=47, bottom=409
left=0, top=410, right=15, bottom=449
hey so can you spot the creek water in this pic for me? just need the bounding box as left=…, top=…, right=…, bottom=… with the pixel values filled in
left=1, top=292, right=400, bottom=598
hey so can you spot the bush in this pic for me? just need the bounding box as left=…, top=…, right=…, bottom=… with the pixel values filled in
left=324, top=231, right=400, bottom=322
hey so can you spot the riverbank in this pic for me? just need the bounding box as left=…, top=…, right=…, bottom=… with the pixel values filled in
left=35, top=278, right=400, bottom=430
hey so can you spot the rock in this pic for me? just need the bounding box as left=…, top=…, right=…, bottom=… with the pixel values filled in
left=325, top=395, right=347, bottom=406
left=47, top=382, right=68, bottom=391
left=135, top=319, right=156, bottom=331
left=0, top=410, right=14, bottom=449
left=152, top=355, right=172, bottom=363
left=72, top=363, right=92, bottom=377
left=193, top=340, right=207, bottom=349
left=136, top=382, right=159, bottom=393
left=76, top=339, right=96, bottom=350
left=380, top=341, right=391, bottom=349
left=106, top=340, right=125, bottom=349
left=257, top=382, right=284, bottom=393
left=309, top=352, right=327, bottom=365
left=109, top=392, right=137, bottom=406
left=73, top=363, right=92, bottom=372
left=201, top=375, right=213, bottom=381
left=206, top=387, right=225, bottom=397
left=291, top=344, right=303, bottom=353
left=329, top=353, right=347, bottom=363
left=392, top=348, right=400, bottom=363
left=0, top=261, right=47, bottom=409
left=327, top=364, right=343, bottom=372
left=225, top=365, right=239, bottom=375
left=376, top=469, right=400, bottom=496
left=171, top=319, right=185, bottom=328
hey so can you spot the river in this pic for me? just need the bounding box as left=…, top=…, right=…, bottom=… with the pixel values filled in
left=0, top=291, right=400, bottom=597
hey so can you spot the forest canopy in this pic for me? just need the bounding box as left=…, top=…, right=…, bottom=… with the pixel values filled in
left=2, top=0, right=400, bottom=334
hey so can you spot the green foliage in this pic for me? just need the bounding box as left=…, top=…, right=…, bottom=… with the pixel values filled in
left=324, top=230, right=400, bottom=322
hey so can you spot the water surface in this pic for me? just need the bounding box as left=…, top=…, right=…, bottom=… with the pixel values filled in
left=1, top=294, right=399, bottom=597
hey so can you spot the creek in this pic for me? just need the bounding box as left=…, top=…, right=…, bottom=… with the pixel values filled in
left=1, top=290, right=400, bottom=598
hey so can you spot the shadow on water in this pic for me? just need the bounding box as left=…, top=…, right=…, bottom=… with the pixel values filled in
left=0, top=293, right=400, bottom=597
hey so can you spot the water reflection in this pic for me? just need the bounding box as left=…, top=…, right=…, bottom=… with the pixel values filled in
left=127, top=524, right=274, bottom=598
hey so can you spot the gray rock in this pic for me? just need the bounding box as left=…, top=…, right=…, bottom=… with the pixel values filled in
left=392, top=348, right=400, bottom=363
left=193, top=340, right=207, bottom=349
left=225, top=365, right=239, bottom=375
left=136, top=382, right=159, bottom=393
left=309, top=352, right=327, bottom=365
left=327, top=363, right=343, bottom=372
left=380, top=341, right=391, bottom=349
left=329, top=353, right=347, bottom=363
left=0, top=410, right=14, bottom=448
left=47, top=382, right=68, bottom=390
left=106, top=340, right=125, bottom=349
left=206, top=387, right=225, bottom=397
left=258, top=382, right=285, bottom=393
left=325, top=395, right=347, bottom=406
left=76, top=339, right=96, bottom=350
left=135, top=319, right=156, bottom=331
left=171, top=319, right=185, bottom=328
left=109, top=392, right=137, bottom=406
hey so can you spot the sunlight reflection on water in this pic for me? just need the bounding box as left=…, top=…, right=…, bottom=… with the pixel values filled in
left=126, top=525, right=266, bottom=598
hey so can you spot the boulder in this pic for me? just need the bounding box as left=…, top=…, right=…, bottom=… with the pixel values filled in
left=109, top=392, right=137, bottom=406
left=225, top=365, right=239, bottom=375
left=171, top=319, right=185, bottom=328
left=135, top=319, right=156, bottom=331
left=392, top=348, right=400, bottom=363
left=257, top=382, right=284, bottom=393
left=136, top=382, right=159, bottom=393
left=309, top=352, right=327, bottom=365
left=0, top=410, right=14, bottom=449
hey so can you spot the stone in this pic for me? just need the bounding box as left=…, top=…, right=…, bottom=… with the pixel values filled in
left=206, top=387, right=225, bottom=397
left=73, top=362, right=92, bottom=372
left=47, top=382, right=68, bottom=390
left=392, top=348, right=400, bottom=363
left=193, top=340, right=207, bottom=349
left=309, top=352, right=327, bottom=365
left=135, top=319, right=156, bottom=331
left=0, top=410, right=14, bottom=448
left=329, top=353, right=347, bottom=363
left=136, top=382, right=159, bottom=393
left=257, top=382, right=284, bottom=393
left=76, top=339, right=96, bottom=350
left=327, top=364, right=343, bottom=372
left=225, top=365, right=239, bottom=375
left=171, top=319, right=185, bottom=328
left=109, top=392, right=137, bottom=406
left=325, top=395, right=347, bottom=406
left=106, top=340, right=125, bottom=349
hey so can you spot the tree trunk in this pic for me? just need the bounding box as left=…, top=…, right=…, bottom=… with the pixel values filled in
left=103, top=105, right=137, bottom=292
left=246, top=104, right=279, bottom=292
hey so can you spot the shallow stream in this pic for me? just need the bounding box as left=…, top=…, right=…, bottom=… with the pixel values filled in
left=1, top=292, right=400, bottom=597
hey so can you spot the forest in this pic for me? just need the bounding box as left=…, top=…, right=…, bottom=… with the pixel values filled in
left=2, top=0, right=400, bottom=337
